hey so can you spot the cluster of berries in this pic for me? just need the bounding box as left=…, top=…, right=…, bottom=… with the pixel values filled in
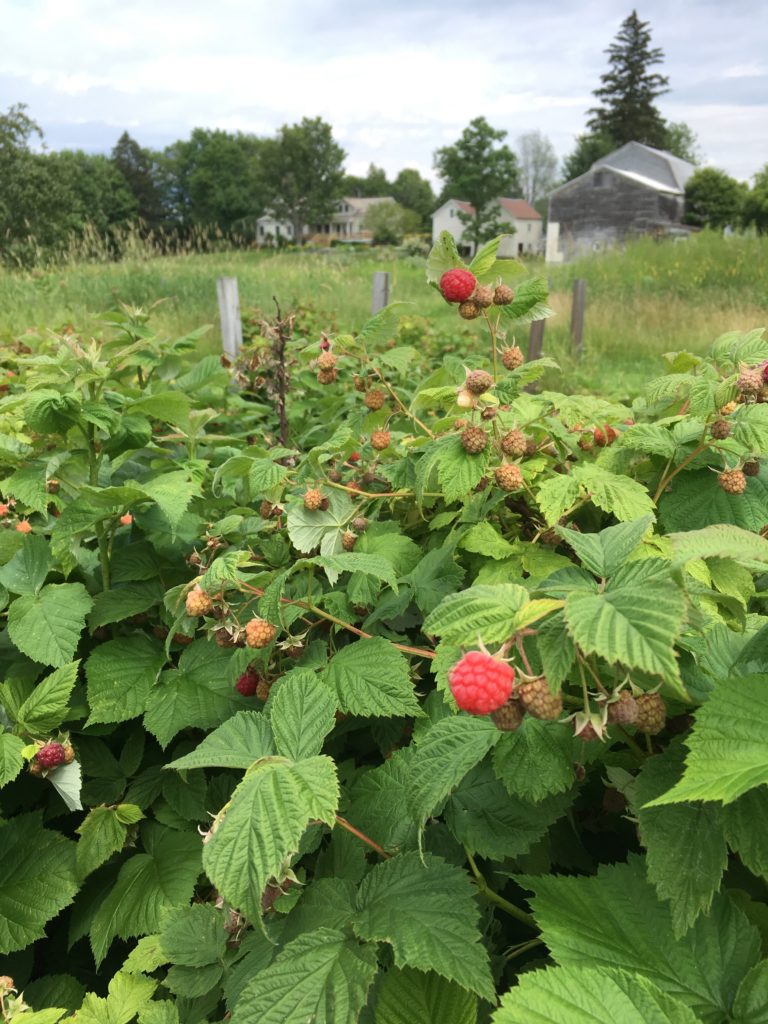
left=448, top=649, right=667, bottom=742
left=439, top=268, right=515, bottom=320
left=736, top=361, right=768, bottom=402
left=236, top=666, right=271, bottom=701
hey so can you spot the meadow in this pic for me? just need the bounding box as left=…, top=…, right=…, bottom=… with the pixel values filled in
left=0, top=231, right=765, bottom=396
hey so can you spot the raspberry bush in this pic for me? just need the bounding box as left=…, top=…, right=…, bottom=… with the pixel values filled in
left=2, top=233, right=768, bottom=1022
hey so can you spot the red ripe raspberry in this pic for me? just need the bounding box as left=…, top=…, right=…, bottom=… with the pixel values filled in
left=348, top=452, right=361, bottom=463
left=35, top=742, right=67, bottom=770
left=594, top=425, right=618, bottom=447
left=15, top=521, right=32, bottom=534
left=439, top=268, right=477, bottom=304
left=448, top=650, right=515, bottom=715
left=236, top=669, right=260, bottom=697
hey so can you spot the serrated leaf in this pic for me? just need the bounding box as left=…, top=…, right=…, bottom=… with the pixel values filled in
left=122, top=934, right=166, bottom=975
left=76, top=806, right=134, bottom=880
left=645, top=675, right=768, bottom=806
left=88, top=582, right=164, bottom=631
left=76, top=971, right=156, bottom=1024
left=558, top=517, right=653, bottom=578
left=0, top=732, right=24, bottom=788
left=521, top=856, right=760, bottom=1023
left=346, top=750, right=419, bottom=854
left=322, top=638, right=419, bottom=717
left=86, top=636, right=166, bottom=726
left=377, top=345, right=419, bottom=374
left=49, top=759, right=83, bottom=812
left=129, top=391, right=192, bottom=425
left=493, top=719, right=577, bottom=802
left=301, top=551, right=398, bottom=590
left=406, top=715, right=500, bottom=831
left=731, top=960, right=768, bottom=1024
left=445, top=762, right=571, bottom=859
left=468, top=236, right=502, bottom=277
left=286, top=489, right=355, bottom=555
left=564, top=572, right=686, bottom=689
left=460, top=522, right=516, bottom=560
left=436, top=434, right=490, bottom=504
left=633, top=747, right=728, bottom=937
left=17, top=661, right=79, bottom=733
left=732, top=403, right=768, bottom=453
left=8, top=583, right=92, bottom=667
left=573, top=464, right=655, bottom=522
left=0, top=813, right=78, bottom=954
left=668, top=524, right=768, bottom=570
left=270, top=673, right=337, bottom=760
left=230, top=928, right=378, bottom=1024
left=621, top=423, right=678, bottom=458
left=722, top=788, right=768, bottom=879
left=354, top=852, right=494, bottom=1001
left=659, top=470, right=768, bottom=534
left=535, top=613, right=575, bottom=690
left=492, top=966, right=700, bottom=1024
left=0, top=535, right=50, bottom=595
left=165, top=711, right=275, bottom=770
left=159, top=904, right=227, bottom=967
left=498, top=277, right=553, bottom=326
left=424, top=584, right=529, bottom=645
left=90, top=823, right=202, bottom=966
left=139, top=471, right=202, bottom=536
left=375, top=967, right=477, bottom=1024
left=535, top=475, right=581, bottom=526
left=426, top=230, right=466, bottom=285
left=203, top=756, right=338, bottom=925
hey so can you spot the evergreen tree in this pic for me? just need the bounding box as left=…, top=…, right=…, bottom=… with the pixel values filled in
left=434, top=117, right=520, bottom=249
left=587, top=10, right=669, bottom=148
left=111, top=132, right=165, bottom=226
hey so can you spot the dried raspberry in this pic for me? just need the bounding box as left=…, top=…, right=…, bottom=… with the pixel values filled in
left=473, top=285, right=494, bottom=308
left=518, top=677, right=563, bottom=720
left=185, top=585, right=213, bottom=617
left=575, top=720, right=602, bottom=742
left=449, top=650, right=515, bottom=715
left=245, top=618, right=277, bottom=649
left=606, top=689, right=638, bottom=725
left=490, top=698, right=525, bottom=731
left=719, top=469, right=747, bottom=494
left=371, top=429, right=391, bottom=451
left=710, top=419, right=731, bottom=440
left=364, top=389, right=386, bottom=411
left=46, top=479, right=60, bottom=494
left=501, top=346, right=524, bottom=370
left=236, top=669, right=260, bottom=697
left=481, top=407, right=497, bottom=421
left=352, top=516, right=369, bottom=532
left=500, top=429, right=527, bottom=457
left=494, top=463, right=523, bottom=492
left=259, top=500, right=277, bottom=519
left=215, top=628, right=239, bottom=648
left=635, top=693, right=666, bottom=735
left=342, top=530, right=357, bottom=551
left=494, top=284, right=515, bottom=305
left=35, top=742, right=67, bottom=770
left=461, top=426, right=487, bottom=454
left=15, top=520, right=32, bottom=534
left=465, top=370, right=494, bottom=395
left=256, top=677, right=272, bottom=701
left=317, top=351, right=337, bottom=371
left=737, top=365, right=763, bottom=396
left=304, top=488, right=325, bottom=510
left=439, top=268, right=477, bottom=303
left=353, top=375, right=368, bottom=393
left=62, top=745, right=75, bottom=765
left=317, top=368, right=337, bottom=385
left=458, top=300, right=481, bottom=320
left=744, top=460, right=760, bottom=477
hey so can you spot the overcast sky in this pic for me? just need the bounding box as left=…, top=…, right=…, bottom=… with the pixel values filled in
left=2, top=0, right=766, bottom=183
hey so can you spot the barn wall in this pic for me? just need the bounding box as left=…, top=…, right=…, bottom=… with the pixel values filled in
left=548, top=171, right=684, bottom=260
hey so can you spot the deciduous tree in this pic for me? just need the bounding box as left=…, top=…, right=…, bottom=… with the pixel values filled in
left=516, top=130, right=559, bottom=203
left=684, top=167, right=744, bottom=229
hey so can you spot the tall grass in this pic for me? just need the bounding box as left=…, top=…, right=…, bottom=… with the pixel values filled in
left=0, top=232, right=765, bottom=395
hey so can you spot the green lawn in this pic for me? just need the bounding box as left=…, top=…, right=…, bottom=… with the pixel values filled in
left=1, top=232, right=765, bottom=397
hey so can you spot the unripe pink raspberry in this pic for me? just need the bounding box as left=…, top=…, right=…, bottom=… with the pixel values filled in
left=439, top=268, right=477, bottom=303
left=35, top=742, right=67, bottom=770
left=448, top=650, right=515, bottom=715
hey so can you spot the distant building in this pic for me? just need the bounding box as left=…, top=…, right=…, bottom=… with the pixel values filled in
left=431, top=197, right=543, bottom=258
left=545, top=142, right=695, bottom=263
left=256, top=196, right=395, bottom=245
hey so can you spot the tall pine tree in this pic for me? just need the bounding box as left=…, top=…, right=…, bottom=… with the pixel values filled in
left=586, top=10, right=669, bottom=148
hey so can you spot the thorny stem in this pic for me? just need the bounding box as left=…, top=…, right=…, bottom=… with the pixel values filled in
left=515, top=635, right=534, bottom=676
left=372, top=367, right=435, bottom=439
left=272, top=296, right=291, bottom=448
left=652, top=437, right=712, bottom=503
left=324, top=480, right=412, bottom=499
left=577, top=659, right=590, bottom=714
left=464, top=848, right=537, bottom=929
left=505, top=938, right=545, bottom=961
left=482, top=309, right=499, bottom=381
left=335, top=815, right=390, bottom=858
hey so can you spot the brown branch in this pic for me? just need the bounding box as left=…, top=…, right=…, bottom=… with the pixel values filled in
left=335, top=815, right=390, bottom=857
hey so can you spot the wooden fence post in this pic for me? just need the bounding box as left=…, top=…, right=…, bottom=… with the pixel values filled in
left=528, top=318, right=545, bottom=361
left=371, top=271, right=390, bottom=314
left=216, top=277, right=243, bottom=359
left=570, top=278, right=586, bottom=357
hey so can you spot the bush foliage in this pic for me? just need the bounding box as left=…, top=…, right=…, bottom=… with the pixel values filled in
left=2, top=233, right=768, bottom=1023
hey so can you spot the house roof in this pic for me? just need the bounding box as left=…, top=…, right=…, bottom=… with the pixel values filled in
left=498, top=197, right=541, bottom=220
left=549, top=141, right=695, bottom=198
left=343, top=196, right=395, bottom=212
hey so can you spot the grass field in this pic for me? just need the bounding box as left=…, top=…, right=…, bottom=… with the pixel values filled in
left=1, top=232, right=765, bottom=396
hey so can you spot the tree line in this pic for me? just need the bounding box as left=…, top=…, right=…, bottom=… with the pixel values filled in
left=1, top=9, right=765, bottom=267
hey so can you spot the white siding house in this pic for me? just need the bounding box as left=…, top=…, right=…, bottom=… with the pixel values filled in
left=432, top=198, right=543, bottom=257
left=256, top=196, right=394, bottom=245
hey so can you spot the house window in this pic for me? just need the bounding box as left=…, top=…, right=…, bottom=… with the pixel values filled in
left=594, top=171, right=605, bottom=187
left=527, top=223, right=532, bottom=233
left=450, top=209, right=454, bottom=217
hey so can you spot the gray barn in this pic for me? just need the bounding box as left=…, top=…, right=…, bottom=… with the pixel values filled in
left=545, top=142, right=695, bottom=262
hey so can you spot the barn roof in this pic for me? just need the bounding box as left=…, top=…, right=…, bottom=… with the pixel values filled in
left=498, top=197, right=542, bottom=220
left=549, top=141, right=695, bottom=198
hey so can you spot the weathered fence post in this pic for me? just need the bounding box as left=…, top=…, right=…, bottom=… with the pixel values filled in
left=570, top=278, right=586, bottom=357
left=371, top=271, right=390, bottom=314
left=216, top=277, right=243, bottom=359
left=528, top=318, right=545, bottom=361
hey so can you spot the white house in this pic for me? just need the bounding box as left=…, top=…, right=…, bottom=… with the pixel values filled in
left=256, top=196, right=395, bottom=245
left=431, top=197, right=543, bottom=258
